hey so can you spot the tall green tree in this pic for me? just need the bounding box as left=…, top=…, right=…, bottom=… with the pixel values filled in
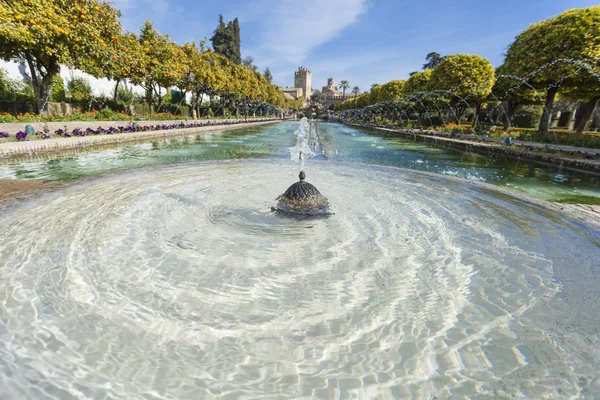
left=502, top=6, right=600, bottom=134
left=230, top=18, right=241, bottom=64
left=352, top=86, right=360, bottom=95
left=210, top=15, right=228, bottom=57
left=423, top=52, right=443, bottom=70
left=263, top=67, right=273, bottom=83
left=210, top=15, right=241, bottom=64
left=339, top=80, right=350, bottom=97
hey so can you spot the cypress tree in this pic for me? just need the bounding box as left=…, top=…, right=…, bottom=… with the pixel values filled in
left=211, top=15, right=241, bottom=64
left=210, top=15, right=228, bottom=56
left=231, top=18, right=241, bottom=64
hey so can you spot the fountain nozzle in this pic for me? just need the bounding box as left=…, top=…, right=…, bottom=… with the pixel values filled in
left=274, top=171, right=330, bottom=215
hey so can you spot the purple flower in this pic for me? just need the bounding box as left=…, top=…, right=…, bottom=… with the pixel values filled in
left=72, top=128, right=85, bottom=136
left=0, top=131, right=9, bottom=138
left=16, top=131, right=27, bottom=141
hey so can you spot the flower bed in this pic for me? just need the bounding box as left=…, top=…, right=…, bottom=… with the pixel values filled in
left=0, top=119, right=277, bottom=142
left=0, top=110, right=225, bottom=123
left=491, top=128, right=600, bottom=149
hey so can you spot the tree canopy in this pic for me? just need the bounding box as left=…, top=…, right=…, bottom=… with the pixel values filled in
left=210, top=15, right=241, bottom=64
left=0, top=0, right=122, bottom=113
left=502, top=6, right=600, bottom=133
left=423, top=52, right=443, bottom=70
left=404, top=69, right=432, bottom=95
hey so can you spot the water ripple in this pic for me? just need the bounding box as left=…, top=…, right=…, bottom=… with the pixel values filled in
left=0, top=160, right=598, bottom=399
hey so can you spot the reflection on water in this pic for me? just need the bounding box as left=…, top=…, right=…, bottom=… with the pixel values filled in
left=0, top=160, right=598, bottom=398
left=0, top=121, right=599, bottom=203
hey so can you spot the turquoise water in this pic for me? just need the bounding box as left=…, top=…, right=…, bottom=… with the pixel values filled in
left=0, top=121, right=598, bottom=203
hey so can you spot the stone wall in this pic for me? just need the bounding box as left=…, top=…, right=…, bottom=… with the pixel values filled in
left=47, top=102, right=84, bottom=116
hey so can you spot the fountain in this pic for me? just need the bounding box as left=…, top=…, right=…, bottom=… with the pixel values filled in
left=274, top=118, right=330, bottom=215
left=275, top=170, right=330, bottom=215
left=0, top=121, right=599, bottom=398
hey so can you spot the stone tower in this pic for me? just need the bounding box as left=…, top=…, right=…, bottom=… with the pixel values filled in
left=294, top=67, right=312, bottom=99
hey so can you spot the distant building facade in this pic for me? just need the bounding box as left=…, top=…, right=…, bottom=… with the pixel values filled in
left=279, top=67, right=313, bottom=107
left=294, top=67, right=312, bottom=99
left=320, top=77, right=358, bottom=109
left=278, top=68, right=358, bottom=109
left=322, top=77, right=340, bottom=96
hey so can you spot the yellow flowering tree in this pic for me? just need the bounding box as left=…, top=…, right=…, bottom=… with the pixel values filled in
left=127, top=20, right=186, bottom=113
left=0, top=0, right=121, bottom=114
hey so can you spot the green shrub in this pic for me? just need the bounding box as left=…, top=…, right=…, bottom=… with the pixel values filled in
left=67, top=76, right=92, bottom=102
left=96, top=107, right=116, bottom=120
left=512, top=105, right=543, bottom=128
left=50, top=75, right=66, bottom=102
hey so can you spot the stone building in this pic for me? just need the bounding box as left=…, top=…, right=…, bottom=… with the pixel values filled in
left=322, top=77, right=341, bottom=96
left=279, top=67, right=313, bottom=105
left=294, top=67, right=312, bottom=99
left=320, top=77, right=358, bottom=109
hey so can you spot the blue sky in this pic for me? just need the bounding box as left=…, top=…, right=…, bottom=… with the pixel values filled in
left=110, top=0, right=598, bottom=93
left=3, top=0, right=597, bottom=95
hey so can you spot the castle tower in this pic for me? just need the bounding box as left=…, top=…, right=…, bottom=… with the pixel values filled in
left=294, top=67, right=312, bottom=99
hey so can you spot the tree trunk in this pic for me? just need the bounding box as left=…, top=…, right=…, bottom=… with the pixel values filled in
left=453, top=105, right=465, bottom=124
left=113, top=80, right=120, bottom=101
left=145, top=87, right=154, bottom=116
left=33, top=76, right=54, bottom=115
left=575, top=98, right=599, bottom=134
left=25, top=52, right=59, bottom=115
left=538, top=86, right=558, bottom=135
left=502, top=101, right=519, bottom=131
left=471, top=102, right=482, bottom=128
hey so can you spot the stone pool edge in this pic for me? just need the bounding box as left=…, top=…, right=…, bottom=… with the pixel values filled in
left=0, top=119, right=282, bottom=159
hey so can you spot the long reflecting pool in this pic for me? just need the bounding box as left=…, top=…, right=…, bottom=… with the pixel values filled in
left=0, top=121, right=599, bottom=203
left=1, top=160, right=599, bottom=399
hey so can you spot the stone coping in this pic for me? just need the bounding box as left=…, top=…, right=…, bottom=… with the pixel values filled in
left=0, top=117, right=275, bottom=135
left=0, top=119, right=281, bottom=159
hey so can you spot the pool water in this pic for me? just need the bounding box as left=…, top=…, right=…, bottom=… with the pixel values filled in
left=0, top=121, right=599, bottom=204
left=0, top=160, right=599, bottom=398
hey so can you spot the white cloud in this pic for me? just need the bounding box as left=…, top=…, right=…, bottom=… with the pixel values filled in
left=244, top=0, right=369, bottom=64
